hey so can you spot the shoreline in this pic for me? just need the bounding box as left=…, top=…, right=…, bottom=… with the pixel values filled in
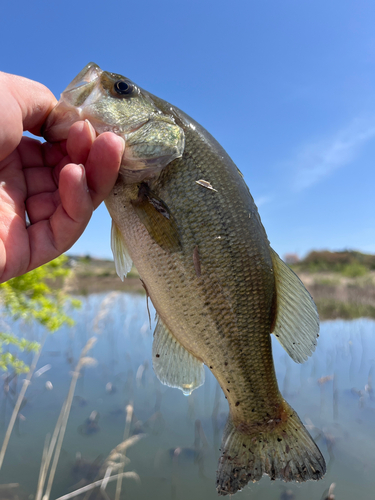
left=66, top=258, right=375, bottom=320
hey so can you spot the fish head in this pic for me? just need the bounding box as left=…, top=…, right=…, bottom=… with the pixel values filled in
left=43, top=62, right=185, bottom=183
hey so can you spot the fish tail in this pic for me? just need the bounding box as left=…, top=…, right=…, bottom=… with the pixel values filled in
left=216, top=401, right=326, bottom=496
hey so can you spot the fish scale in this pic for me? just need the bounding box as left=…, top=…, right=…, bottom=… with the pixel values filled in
left=109, top=109, right=281, bottom=421
left=43, top=62, right=325, bottom=495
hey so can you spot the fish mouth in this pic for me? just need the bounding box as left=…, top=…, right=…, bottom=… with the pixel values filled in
left=42, top=62, right=103, bottom=142
left=63, top=62, right=101, bottom=94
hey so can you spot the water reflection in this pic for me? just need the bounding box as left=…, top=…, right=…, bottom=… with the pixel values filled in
left=0, top=292, right=374, bottom=499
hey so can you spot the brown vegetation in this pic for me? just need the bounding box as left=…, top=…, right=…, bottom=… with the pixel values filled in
left=67, top=251, right=375, bottom=320
left=65, top=256, right=144, bottom=295
left=291, top=250, right=375, bottom=320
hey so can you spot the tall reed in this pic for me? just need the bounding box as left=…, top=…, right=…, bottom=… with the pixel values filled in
left=36, top=337, right=97, bottom=500
left=0, top=333, right=47, bottom=470
left=114, top=403, right=134, bottom=500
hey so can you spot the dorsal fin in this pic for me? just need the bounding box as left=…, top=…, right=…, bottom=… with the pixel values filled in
left=270, top=248, right=319, bottom=363
left=152, top=318, right=205, bottom=395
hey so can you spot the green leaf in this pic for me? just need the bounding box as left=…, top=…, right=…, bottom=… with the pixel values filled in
left=0, top=255, right=80, bottom=372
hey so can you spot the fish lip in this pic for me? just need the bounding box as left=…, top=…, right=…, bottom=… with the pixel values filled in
left=63, top=62, right=101, bottom=93
left=42, top=62, right=103, bottom=142
left=61, top=62, right=102, bottom=105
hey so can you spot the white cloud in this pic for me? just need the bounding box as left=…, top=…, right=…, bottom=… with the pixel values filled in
left=291, top=118, right=375, bottom=191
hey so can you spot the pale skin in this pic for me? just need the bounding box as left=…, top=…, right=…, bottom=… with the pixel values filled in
left=0, top=71, right=125, bottom=283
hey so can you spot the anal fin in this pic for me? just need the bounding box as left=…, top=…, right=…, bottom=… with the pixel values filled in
left=152, top=318, right=204, bottom=395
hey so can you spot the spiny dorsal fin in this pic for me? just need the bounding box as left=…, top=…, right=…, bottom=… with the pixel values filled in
left=132, top=183, right=181, bottom=253
left=270, top=248, right=319, bottom=363
left=111, top=220, right=133, bottom=281
left=152, top=318, right=205, bottom=395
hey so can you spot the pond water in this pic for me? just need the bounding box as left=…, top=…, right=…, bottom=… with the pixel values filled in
left=0, top=292, right=374, bottom=500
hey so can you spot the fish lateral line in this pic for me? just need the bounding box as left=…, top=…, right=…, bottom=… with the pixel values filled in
left=193, top=246, right=201, bottom=277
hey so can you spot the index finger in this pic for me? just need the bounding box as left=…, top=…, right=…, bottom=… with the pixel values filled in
left=0, top=72, right=57, bottom=161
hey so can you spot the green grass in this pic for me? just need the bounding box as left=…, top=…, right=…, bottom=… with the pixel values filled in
left=316, top=299, right=375, bottom=320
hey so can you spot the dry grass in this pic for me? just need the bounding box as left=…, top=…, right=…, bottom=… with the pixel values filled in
left=36, top=337, right=98, bottom=500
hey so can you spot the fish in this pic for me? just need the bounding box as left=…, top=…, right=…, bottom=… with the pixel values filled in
left=43, top=62, right=326, bottom=495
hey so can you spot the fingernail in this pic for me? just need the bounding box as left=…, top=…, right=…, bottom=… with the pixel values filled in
left=85, top=119, right=97, bottom=142
left=116, top=135, right=126, bottom=156
left=78, top=164, right=90, bottom=192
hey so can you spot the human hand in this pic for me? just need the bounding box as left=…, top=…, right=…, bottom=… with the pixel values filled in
left=0, top=72, right=125, bottom=283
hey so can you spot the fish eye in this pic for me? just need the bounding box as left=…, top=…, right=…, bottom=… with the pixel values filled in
left=114, top=80, right=134, bottom=95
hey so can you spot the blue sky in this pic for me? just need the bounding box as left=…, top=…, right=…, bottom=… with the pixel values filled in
left=1, top=0, right=374, bottom=260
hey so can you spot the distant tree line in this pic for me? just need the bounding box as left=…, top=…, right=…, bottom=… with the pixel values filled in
left=290, top=250, right=375, bottom=277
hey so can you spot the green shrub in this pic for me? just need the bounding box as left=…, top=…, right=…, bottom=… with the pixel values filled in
left=292, top=250, right=375, bottom=274
left=0, top=255, right=80, bottom=373
left=341, top=263, right=368, bottom=278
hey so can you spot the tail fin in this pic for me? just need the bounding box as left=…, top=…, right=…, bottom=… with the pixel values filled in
left=216, top=402, right=326, bottom=496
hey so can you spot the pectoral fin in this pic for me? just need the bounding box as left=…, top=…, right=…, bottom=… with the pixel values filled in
left=270, top=248, right=319, bottom=363
left=152, top=318, right=205, bottom=395
left=132, top=183, right=181, bottom=252
left=111, top=220, right=133, bottom=281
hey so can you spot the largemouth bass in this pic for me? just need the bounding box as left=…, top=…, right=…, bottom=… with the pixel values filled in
left=43, top=63, right=326, bottom=495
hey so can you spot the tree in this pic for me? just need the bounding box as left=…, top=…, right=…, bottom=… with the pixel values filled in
left=0, top=255, right=80, bottom=373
